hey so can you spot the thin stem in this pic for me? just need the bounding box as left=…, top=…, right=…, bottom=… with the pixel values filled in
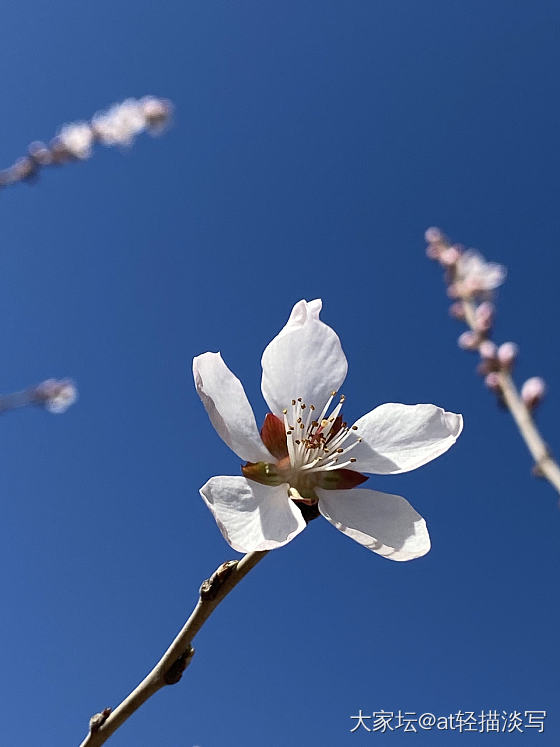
left=79, top=550, right=268, bottom=747
left=462, top=299, right=560, bottom=496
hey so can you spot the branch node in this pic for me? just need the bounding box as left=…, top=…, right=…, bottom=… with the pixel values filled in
left=199, top=560, right=238, bottom=601
left=164, top=645, right=195, bottom=685
left=89, top=707, right=112, bottom=733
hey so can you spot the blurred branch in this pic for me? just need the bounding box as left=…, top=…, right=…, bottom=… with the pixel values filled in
left=0, top=378, right=77, bottom=415
left=79, top=551, right=268, bottom=747
left=0, top=96, right=172, bottom=189
left=425, top=228, right=560, bottom=497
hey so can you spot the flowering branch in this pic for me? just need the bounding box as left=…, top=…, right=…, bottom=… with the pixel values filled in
left=425, top=228, right=560, bottom=496
left=0, top=96, right=172, bottom=189
left=79, top=550, right=268, bottom=747
left=0, top=378, right=77, bottom=415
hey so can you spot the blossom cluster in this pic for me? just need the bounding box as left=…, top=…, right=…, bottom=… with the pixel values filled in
left=0, top=96, right=172, bottom=187
left=425, top=227, right=546, bottom=410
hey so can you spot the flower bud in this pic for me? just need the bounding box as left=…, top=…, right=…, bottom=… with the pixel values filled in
left=425, top=226, right=443, bottom=244
left=479, top=340, right=497, bottom=360
left=497, top=342, right=518, bottom=368
left=458, top=331, right=479, bottom=350
left=449, top=301, right=466, bottom=320
left=485, top=372, right=501, bottom=391
left=440, top=246, right=460, bottom=267
left=34, top=378, right=78, bottom=414
left=426, top=244, right=440, bottom=259
left=521, top=377, right=546, bottom=409
left=28, top=141, right=52, bottom=166
left=474, top=301, right=495, bottom=332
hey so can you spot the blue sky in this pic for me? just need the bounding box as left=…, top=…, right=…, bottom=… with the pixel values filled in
left=1, top=1, right=560, bottom=745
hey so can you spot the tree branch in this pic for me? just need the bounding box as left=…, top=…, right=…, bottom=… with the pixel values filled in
left=461, top=300, right=560, bottom=495
left=79, top=550, right=268, bottom=747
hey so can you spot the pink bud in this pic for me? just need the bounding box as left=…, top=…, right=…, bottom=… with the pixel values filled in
left=521, top=377, right=546, bottom=409
left=458, top=331, right=479, bottom=350
left=440, top=246, right=460, bottom=267
left=449, top=302, right=466, bottom=320
left=485, top=372, right=501, bottom=391
left=447, top=282, right=460, bottom=299
left=425, top=226, right=443, bottom=244
left=426, top=244, right=440, bottom=259
left=479, top=340, right=497, bottom=359
left=497, top=342, right=518, bottom=368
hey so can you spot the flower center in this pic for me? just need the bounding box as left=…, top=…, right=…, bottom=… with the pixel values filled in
left=282, top=391, right=361, bottom=476
left=242, top=391, right=367, bottom=502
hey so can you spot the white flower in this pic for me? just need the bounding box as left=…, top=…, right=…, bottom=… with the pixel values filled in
left=58, top=123, right=94, bottom=159
left=193, top=300, right=462, bottom=561
left=92, top=99, right=147, bottom=147
left=454, top=250, right=506, bottom=295
left=35, top=378, right=78, bottom=414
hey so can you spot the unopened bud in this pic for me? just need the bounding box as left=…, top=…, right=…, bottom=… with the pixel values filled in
left=474, top=301, right=495, bottom=332
left=425, top=226, right=444, bottom=244
left=141, top=96, right=173, bottom=131
left=497, top=342, right=518, bottom=368
left=440, top=246, right=460, bottom=267
left=479, top=340, right=497, bottom=360
left=449, top=301, right=466, bottom=320
left=485, top=372, right=501, bottom=391
left=521, top=377, right=546, bottom=409
left=458, top=331, right=479, bottom=350
left=28, top=141, right=52, bottom=166
left=426, top=244, right=440, bottom=259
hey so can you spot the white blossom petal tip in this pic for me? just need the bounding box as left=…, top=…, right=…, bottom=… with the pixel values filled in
left=261, top=299, right=348, bottom=415
left=318, top=488, right=430, bottom=561
left=200, top=476, right=307, bottom=553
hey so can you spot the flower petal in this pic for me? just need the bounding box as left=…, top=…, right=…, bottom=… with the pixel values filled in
left=350, top=403, right=463, bottom=474
left=261, top=299, right=348, bottom=415
left=193, top=352, right=273, bottom=463
left=200, top=476, right=307, bottom=552
left=317, top=487, right=430, bottom=561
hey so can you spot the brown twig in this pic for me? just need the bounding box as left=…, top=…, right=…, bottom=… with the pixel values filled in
left=79, top=551, right=268, bottom=747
